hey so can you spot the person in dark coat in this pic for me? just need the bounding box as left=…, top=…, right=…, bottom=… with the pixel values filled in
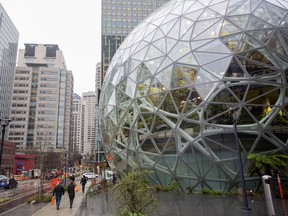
left=69, top=174, right=75, bottom=182
left=112, top=173, right=117, bottom=185
left=80, top=174, right=88, bottom=193
left=67, top=180, right=76, bottom=208
left=52, top=181, right=65, bottom=210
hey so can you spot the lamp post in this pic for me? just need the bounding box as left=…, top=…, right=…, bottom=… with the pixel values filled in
left=64, top=148, right=67, bottom=186
left=0, top=118, right=11, bottom=175
left=232, top=109, right=251, bottom=212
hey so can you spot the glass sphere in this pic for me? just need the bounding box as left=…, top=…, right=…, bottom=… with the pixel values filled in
left=100, top=0, right=288, bottom=191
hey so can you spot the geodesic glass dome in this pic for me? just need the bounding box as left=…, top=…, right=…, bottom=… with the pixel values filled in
left=99, top=0, right=288, bottom=191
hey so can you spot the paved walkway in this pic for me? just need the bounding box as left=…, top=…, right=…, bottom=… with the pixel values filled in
left=32, top=180, right=89, bottom=216
left=0, top=179, right=89, bottom=216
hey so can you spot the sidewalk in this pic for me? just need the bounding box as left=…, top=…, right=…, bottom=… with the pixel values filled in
left=32, top=180, right=89, bottom=216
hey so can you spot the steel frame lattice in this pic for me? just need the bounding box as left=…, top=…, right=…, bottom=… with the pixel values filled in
left=100, top=0, right=288, bottom=191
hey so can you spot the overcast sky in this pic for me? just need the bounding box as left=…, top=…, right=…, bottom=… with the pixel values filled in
left=1, top=0, right=101, bottom=95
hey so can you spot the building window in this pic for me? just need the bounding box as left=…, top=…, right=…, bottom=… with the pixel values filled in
left=24, top=44, right=36, bottom=57
left=45, top=45, right=57, bottom=58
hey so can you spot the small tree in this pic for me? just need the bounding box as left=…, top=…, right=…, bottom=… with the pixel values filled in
left=112, top=169, right=158, bottom=216
left=247, top=153, right=288, bottom=177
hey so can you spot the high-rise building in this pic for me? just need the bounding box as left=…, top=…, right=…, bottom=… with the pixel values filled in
left=0, top=4, right=19, bottom=119
left=101, top=0, right=170, bottom=80
left=65, top=70, right=74, bottom=165
left=9, top=44, right=74, bottom=151
left=82, top=91, right=97, bottom=156
left=72, top=93, right=83, bottom=154
left=95, top=62, right=101, bottom=104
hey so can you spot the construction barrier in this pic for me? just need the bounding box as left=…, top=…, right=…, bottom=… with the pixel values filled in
left=13, top=175, right=23, bottom=181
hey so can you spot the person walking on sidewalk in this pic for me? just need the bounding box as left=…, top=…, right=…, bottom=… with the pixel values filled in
left=80, top=174, right=88, bottom=193
left=52, top=181, right=65, bottom=210
left=69, top=174, right=75, bottom=182
left=67, top=180, right=76, bottom=208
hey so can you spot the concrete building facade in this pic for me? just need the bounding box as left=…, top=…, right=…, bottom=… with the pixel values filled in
left=82, top=91, right=97, bottom=156
left=8, top=44, right=73, bottom=152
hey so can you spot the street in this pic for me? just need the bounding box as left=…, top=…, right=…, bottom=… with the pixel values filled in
left=0, top=179, right=50, bottom=214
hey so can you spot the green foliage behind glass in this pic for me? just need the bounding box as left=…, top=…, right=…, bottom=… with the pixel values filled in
left=247, top=153, right=288, bottom=177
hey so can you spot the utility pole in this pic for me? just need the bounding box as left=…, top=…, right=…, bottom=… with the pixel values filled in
left=0, top=118, right=11, bottom=175
left=232, top=108, right=251, bottom=212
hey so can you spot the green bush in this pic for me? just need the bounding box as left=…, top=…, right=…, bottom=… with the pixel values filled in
left=186, top=186, right=194, bottom=194
left=163, top=180, right=179, bottom=192
left=201, top=188, right=212, bottom=194
left=119, top=209, right=147, bottom=216
left=212, top=190, right=223, bottom=195
left=155, top=185, right=162, bottom=192
left=226, top=191, right=238, bottom=195
left=0, top=197, right=10, bottom=204
left=112, top=169, right=158, bottom=216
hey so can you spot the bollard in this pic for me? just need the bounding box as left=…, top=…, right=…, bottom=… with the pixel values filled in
left=262, top=175, right=276, bottom=216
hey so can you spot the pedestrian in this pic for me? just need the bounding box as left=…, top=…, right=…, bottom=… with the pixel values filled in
left=67, top=180, right=76, bottom=208
left=80, top=174, right=88, bottom=193
left=69, top=174, right=75, bottom=182
left=52, top=181, right=65, bottom=210
left=112, top=173, right=117, bottom=185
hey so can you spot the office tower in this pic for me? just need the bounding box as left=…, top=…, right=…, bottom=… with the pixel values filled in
left=82, top=91, right=97, bottom=156
left=65, top=70, right=74, bottom=164
left=0, top=4, right=19, bottom=119
left=72, top=93, right=83, bottom=154
left=95, top=62, right=101, bottom=104
left=101, top=0, right=170, bottom=80
left=9, top=44, right=73, bottom=151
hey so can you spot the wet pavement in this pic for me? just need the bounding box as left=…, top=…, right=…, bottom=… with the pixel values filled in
left=0, top=202, right=46, bottom=216
left=1, top=184, right=288, bottom=216
left=76, top=190, right=288, bottom=216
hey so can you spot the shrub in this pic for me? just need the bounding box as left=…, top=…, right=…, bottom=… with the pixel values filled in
left=186, top=186, right=194, bottom=194
left=0, top=197, right=10, bottom=204
left=201, top=188, right=212, bottom=194
left=212, top=190, right=223, bottom=195
left=112, top=169, right=158, bottom=216
left=155, top=185, right=162, bottom=192
left=27, top=194, right=53, bottom=204
left=226, top=191, right=238, bottom=195
left=119, top=209, right=148, bottom=216
left=163, top=180, right=179, bottom=192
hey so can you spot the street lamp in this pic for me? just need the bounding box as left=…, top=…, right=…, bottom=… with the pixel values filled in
left=0, top=118, right=11, bottom=175
left=64, top=148, right=68, bottom=186
left=232, top=109, right=251, bottom=212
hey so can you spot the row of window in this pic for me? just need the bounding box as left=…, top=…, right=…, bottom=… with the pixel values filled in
left=16, top=70, right=30, bottom=74
left=39, top=90, right=57, bottom=94
left=14, top=83, right=29, bottom=87
left=9, top=132, right=25, bottom=136
left=13, top=96, right=28, bottom=100
left=1, top=158, right=14, bottom=166
left=39, top=97, right=57, bottom=101
left=9, top=137, right=24, bottom=141
left=13, top=90, right=29, bottom=94
left=9, top=125, right=25, bottom=128
left=15, top=77, right=29, bottom=81
left=11, top=110, right=27, bottom=114
left=12, top=104, right=27, bottom=107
